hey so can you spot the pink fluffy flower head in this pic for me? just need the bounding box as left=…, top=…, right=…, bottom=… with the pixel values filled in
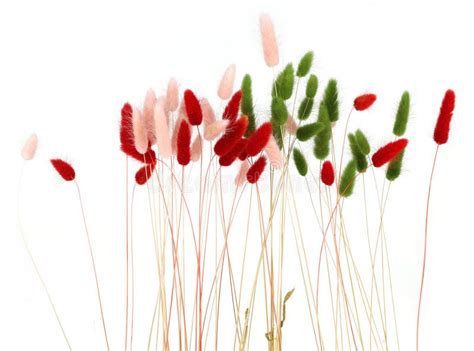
left=259, top=14, right=279, bottom=67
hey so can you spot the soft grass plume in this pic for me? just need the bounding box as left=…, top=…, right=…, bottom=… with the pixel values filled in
left=293, top=148, right=308, bottom=176
left=272, top=121, right=284, bottom=149
left=296, top=122, right=324, bottom=141
left=241, top=74, right=256, bottom=136
left=339, top=160, right=357, bottom=197
left=372, top=138, right=408, bottom=167
left=296, top=51, right=314, bottom=77
left=386, top=150, right=405, bottom=181
left=259, top=14, right=279, bottom=67
left=354, top=129, right=370, bottom=155
left=348, top=133, right=368, bottom=172
left=298, top=97, right=314, bottom=120
left=265, top=135, right=285, bottom=168
left=393, top=91, right=410, bottom=136
left=306, top=74, right=318, bottom=98
left=433, top=89, right=456, bottom=145
left=313, top=102, right=332, bottom=160
left=21, top=134, right=38, bottom=160
left=272, top=63, right=295, bottom=100
left=218, top=64, right=236, bottom=100
left=271, top=96, right=289, bottom=125
left=323, top=79, right=339, bottom=122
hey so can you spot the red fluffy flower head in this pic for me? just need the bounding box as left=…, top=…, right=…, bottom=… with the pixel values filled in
left=321, top=160, right=335, bottom=186
left=184, top=89, right=203, bottom=126
left=371, top=139, right=408, bottom=168
left=50, top=159, right=76, bottom=181
left=246, top=156, right=267, bottom=184
left=433, top=89, right=456, bottom=145
left=354, top=94, right=377, bottom=111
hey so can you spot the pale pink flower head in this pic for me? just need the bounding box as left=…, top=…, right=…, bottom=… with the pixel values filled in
left=143, top=88, right=157, bottom=144
left=201, top=98, right=216, bottom=126
left=259, top=14, right=279, bottom=67
left=166, top=78, right=179, bottom=112
left=21, top=134, right=38, bottom=160
left=154, top=100, right=172, bottom=158
left=235, top=160, right=250, bottom=187
left=191, top=135, right=202, bottom=162
left=217, top=64, right=236, bottom=100
left=286, top=115, right=298, bottom=135
left=204, top=119, right=229, bottom=141
left=132, top=107, right=148, bottom=154
left=264, top=136, right=284, bottom=169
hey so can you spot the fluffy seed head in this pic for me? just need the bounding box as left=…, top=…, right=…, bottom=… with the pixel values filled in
left=166, top=78, right=179, bottom=112
left=184, top=89, right=203, bottom=126
left=264, top=135, right=284, bottom=169
left=339, top=160, right=357, bottom=197
left=143, top=88, right=157, bottom=144
left=246, top=122, right=273, bottom=157
left=120, top=103, right=134, bottom=146
left=433, top=89, right=456, bottom=145
left=120, top=144, right=156, bottom=163
left=323, top=79, right=339, bottom=122
left=297, top=97, right=314, bottom=120
left=50, top=159, right=75, bottom=181
left=201, top=98, right=216, bottom=126
left=121, top=144, right=156, bottom=163
left=218, top=64, right=236, bottom=100
left=241, top=74, right=256, bottom=136
left=246, top=156, right=267, bottom=184
left=286, top=115, right=298, bottom=135
left=296, top=51, right=314, bottom=77
left=271, top=96, right=289, bottom=125
left=296, top=122, right=324, bottom=142
left=21, top=134, right=38, bottom=160
left=135, top=162, right=156, bottom=185
left=372, top=139, right=409, bottom=167
left=191, top=135, right=202, bottom=162
left=222, top=91, right=242, bottom=122
left=393, top=91, right=410, bottom=136
left=293, top=148, right=308, bottom=176
left=204, top=120, right=229, bottom=141
left=171, top=115, right=184, bottom=155
left=154, top=102, right=172, bottom=158
left=313, top=103, right=332, bottom=160
left=354, top=94, right=377, bottom=111
left=354, top=129, right=371, bottom=155
left=272, top=64, right=295, bottom=100
left=238, top=139, right=249, bottom=160
left=321, top=160, right=335, bottom=186
left=235, top=160, right=250, bottom=186
left=214, top=116, right=248, bottom=156
left=132, top=108, right=148, bottom=154
left=306, top=74, right=318, bottom=98
left=177, top=120, right=191, bottom=166
left=219, top=139, right=246, bottom=167
left=348, top=133, right=368, bottom=172
left=386, top=150, right=405, bottom=181
left=259, top=14, right=279, bottom=67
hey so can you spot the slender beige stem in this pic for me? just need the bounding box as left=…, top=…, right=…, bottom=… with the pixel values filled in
left=18, top=167, right=73, bottom=350
left=74, top=180, right=110, bottom=351
left=416, top=145, right=440, bottom=351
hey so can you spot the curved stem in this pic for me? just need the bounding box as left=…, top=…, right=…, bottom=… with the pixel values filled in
left=17, top=165, right=72, bottom=350
left=416, top=145, right=440, bottom=351
left=125, top=156, right=129, bottom=351
left=74, top=181, right=110, bottom=351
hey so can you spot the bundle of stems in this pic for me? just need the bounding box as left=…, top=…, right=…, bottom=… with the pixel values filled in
left=17, top=14, right=456, bottom=351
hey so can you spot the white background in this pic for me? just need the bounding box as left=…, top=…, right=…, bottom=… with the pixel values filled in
left=1, top=0, right=473, bottom=350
